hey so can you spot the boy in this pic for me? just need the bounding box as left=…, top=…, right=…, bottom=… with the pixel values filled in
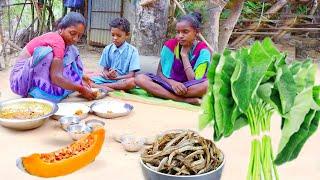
left=90, top=17, right=140, bottom=91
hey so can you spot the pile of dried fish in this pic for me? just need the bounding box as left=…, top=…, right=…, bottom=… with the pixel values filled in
left=141, top=130, right=223, bottom=176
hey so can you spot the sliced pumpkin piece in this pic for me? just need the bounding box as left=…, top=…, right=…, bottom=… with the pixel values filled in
left=21, top=128, right=105, bottom=177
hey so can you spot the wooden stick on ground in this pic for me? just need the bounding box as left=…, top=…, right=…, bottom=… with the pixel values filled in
left=173, top=0, right=214, bottom=53
left=230, top=0, right=288, bottom=48
left=273, top=17, right=297, bottom=41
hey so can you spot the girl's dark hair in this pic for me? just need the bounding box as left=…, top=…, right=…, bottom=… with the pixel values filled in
left=178, top=12, right=202, bottom=30
left=109, top=17, right=130, bottom=33
left=56, top=12, right=86, bottom=30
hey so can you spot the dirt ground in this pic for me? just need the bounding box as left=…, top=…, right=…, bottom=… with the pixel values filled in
left=0, top=49, right=320, bottom=180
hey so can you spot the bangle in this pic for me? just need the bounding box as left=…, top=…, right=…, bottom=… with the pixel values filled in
left=184, top=66, right=192, bottom=71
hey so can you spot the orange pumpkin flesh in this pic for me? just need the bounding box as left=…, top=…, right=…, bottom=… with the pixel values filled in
left=22, top=128, right=105, bottom=177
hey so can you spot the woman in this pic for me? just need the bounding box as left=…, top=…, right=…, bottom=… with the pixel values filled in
left=135, top=12, right=211, bottom=105
left=10, top=12, right=96, bottom=102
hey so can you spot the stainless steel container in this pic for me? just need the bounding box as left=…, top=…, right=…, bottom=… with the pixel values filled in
left=140, top=157, right=225, bottom=180
left=0, top=98, right=58, bottom=130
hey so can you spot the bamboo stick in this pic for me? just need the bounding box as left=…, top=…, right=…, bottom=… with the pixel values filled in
left=232, top=32, right=279, bottom=35
left=13, top=0, right=27, bottom=42
left=0, top=4, right=7, bottom=69
left=235, top=27, right=320, bottom=31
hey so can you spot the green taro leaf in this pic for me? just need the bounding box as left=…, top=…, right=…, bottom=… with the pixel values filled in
left=275, top=65, right=297, bottom=115
left=207, top=54, right=221, bottom=84
left=231, top=42, right=275, bottom=113
left=291, top=60, right=316, bottom=93
left=213, top=50, right=237, bottom=138
left=275, top=110, right=318, bottom=165
left=199, top=88, right=214, bottom=130
left=277, top=87, right=313, bottom=154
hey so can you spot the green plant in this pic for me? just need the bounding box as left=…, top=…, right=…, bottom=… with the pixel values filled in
left=200, top=38, right=320, bottom=179
left=296, top=4, right=309, bottom=15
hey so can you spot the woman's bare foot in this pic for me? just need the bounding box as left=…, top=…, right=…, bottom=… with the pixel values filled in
left=183, top=97, right=201, bottom=105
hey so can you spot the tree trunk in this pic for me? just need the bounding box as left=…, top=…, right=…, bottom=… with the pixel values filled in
left=131, top=0, right=170, bottom=56
left=218, top=0, right=244, bottom=52
left=207, top=0, right=227, bottom=53
left=231, top=0, right=288, bottom=48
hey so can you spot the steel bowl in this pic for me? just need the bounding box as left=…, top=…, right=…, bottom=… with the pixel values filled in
left=0, top=98, right=58, bottom=130
left=67, top=124, right=92, bottom=141
left=59, top=116, right=81, bottom=131
left=90, top=101, right=134, bottom=119
left=140, top=154, right=225, bottom=180
left=85, top=119, right=105, bottom=129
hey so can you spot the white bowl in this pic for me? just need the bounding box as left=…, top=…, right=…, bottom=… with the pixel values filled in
left=52, top=103, right=90, bottom=120
left=90, top=101, right=133, bottom=119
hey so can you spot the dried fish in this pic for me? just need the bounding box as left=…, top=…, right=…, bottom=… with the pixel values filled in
left=141, top=130, right=223, bottom=175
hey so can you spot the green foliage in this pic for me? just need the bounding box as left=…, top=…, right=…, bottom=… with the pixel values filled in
left=175, top=0, right=209, bottom=23
left=241, top=1, right=272, bottom=19
left=296, top=4, right=309, bottom=15
left=200, top=38, right=320, bottom=167
left=2, top=0, right=62, bottom=32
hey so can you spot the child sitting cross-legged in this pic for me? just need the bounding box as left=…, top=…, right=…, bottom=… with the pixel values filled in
left=90, top=17, right=140, bottom=91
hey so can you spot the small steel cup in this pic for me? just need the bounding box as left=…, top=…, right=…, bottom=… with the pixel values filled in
left=85, top=119, right=105, bottom=130
left=59, top=116, right=81, bottom=131
left=67, top=124, right=92, bottom=141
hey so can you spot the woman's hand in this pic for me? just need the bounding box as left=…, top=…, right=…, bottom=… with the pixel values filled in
left=82, top=75, right=92, bottom=88
left=79, top=86, right=96, bottom=100
left=169, top=80, right=187, bottom=96
left=181, top=46, right=191, bottom=60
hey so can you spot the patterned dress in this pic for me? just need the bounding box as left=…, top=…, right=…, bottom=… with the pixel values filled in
left=10, top=45, right=84, bottom=102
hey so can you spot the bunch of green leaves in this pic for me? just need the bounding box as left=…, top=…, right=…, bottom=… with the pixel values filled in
left=199, top=38, right=320, bottom=166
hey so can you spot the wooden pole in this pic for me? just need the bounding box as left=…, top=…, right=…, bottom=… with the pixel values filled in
left=40, top=0, right=47, bottom=34
left=30, top=0, right=34, bottom=42
left=13, top=0, right=27, bottom=42
left=0, top=3, right=7, bottom=69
